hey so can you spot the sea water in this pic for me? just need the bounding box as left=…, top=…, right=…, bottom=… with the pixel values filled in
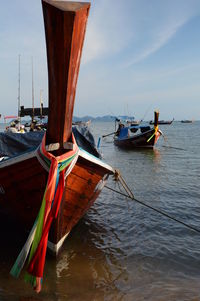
left=0, top=121, right=200, bottom=301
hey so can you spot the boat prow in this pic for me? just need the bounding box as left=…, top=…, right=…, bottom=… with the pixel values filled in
left=0, top=0, right=115, bottom=292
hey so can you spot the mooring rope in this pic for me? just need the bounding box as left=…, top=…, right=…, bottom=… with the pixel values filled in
left=161, top=145, right=187, bottom=151
left=106, top=172, right=200, bottom=234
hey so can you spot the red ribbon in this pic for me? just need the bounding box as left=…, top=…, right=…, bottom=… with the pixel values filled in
left=27, top=170, right=65, bottom=278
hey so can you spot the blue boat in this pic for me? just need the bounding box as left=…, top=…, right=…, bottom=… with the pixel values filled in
left=114, top=111, right=161, bottom=149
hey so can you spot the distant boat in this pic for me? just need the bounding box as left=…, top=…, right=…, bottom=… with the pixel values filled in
left=72, top=119, right=91, bottom=127
left=20, top=105, right=48, bottom=131
left=181, top=120, right=194, bottom=123
left=114, top=111, right=162, bottom=148
left=5, top=118, right=26, bottom=133
left=4, top=115, right=18, bottom=122
left=126, top=119, right=141, bottom=126
left=149, top=118, right=174, bottom=125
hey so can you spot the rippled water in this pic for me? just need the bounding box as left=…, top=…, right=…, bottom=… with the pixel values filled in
left=0, top=121, right=200, bottom=300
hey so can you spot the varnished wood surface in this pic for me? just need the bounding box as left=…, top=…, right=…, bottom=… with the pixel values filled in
left=0, top=153, right=110, bottom=249
left=43, top=1, right=90, bottom=12
left=0, top=157, right=47, bottom=226
left=42, top=0, right=90, bottom=148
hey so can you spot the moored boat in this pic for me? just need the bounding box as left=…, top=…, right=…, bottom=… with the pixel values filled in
left=0, top=0, right=115, bottom=292
left=72, top=119, right=91, bottom=127
left=149, top=118, right=174, bottom=125
left=114, top=111, right=161, bottom=148
left=5, top=118, right=26, bottom=133
left=126, top=119, right=140, bottom=126
left=180, top=119, right=194, bottom=123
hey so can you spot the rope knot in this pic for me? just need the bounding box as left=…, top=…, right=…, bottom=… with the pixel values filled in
left=114, top=169, right=120, bottom=181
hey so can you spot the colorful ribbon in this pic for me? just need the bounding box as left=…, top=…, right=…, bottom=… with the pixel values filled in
left=10, top=133, right=79, bottom=292
left=147, top=125, right=160, bottom=143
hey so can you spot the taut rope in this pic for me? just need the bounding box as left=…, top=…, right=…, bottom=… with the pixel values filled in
left=106, top=170, right=200, bottom=234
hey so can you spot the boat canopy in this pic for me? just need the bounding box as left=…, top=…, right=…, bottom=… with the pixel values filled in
left=117, top=124, right=151, bottom=139
left=0, top=127, right=101, bottom=159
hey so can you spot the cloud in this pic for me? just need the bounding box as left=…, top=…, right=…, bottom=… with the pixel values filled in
left=80, top=0, right=200, bottom=66
left=124, top=13, right=199, bottom=67
left=125, top=19, right=187, bottom=66
left=82, top=0, right=134, bottom=64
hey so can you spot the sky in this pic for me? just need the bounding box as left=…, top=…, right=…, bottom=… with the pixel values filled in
left=0, top=0, right=200, bottom=121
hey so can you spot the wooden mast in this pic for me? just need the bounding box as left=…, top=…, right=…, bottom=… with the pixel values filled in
left=17, top=54, right=21, bottom=119
left=31, top=57, right=35, bottom=123
left=42, top=0, right=90, bottom=151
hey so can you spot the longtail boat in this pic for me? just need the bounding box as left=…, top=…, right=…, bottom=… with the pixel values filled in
left=0, top=0, right=115, bottom=292
left=149, top=118, right=174, bottom=125
left=180, top=119, right=194, bottom=123
left=114, top=111, right=161, bottom=148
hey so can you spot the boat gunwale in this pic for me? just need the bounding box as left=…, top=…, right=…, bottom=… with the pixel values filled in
left=0, top=147, right=114, bottom=174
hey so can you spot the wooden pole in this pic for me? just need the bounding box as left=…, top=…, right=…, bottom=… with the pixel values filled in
left=31, top=57, right=35, bottom=122
left=18, top=54, right=21, bottom=119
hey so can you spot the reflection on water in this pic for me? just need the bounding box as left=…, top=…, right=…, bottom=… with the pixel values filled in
left=0, top=122, right=200, bottom=300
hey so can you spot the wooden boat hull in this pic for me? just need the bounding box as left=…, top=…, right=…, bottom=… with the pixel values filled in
left=114, top=128, right=159, bottom=148
left=0, top=150, right=113, bottom=255
left=180, top=120, right=194, bottom=123
left=149, top=120, right=174, bottom=125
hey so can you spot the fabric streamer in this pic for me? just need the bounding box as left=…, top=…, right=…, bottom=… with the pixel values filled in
left=10, top=133, right=79, bottom=293
left=147, top=125, right=160, bottom=143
